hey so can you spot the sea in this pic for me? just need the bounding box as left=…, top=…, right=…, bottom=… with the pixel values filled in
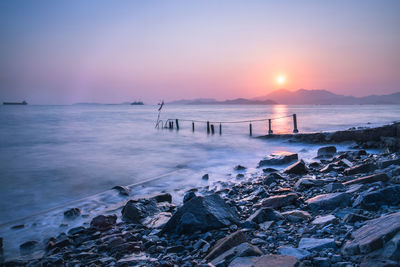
left=0, top=104, right=399, bottom=259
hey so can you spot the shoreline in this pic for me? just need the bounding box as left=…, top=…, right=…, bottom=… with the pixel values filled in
left=1, top=124, right=400, bottom=266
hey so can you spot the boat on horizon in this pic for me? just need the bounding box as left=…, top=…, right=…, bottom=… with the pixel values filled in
left=131, top=101, right=144, bottom=105
left=3, top=101, right=28, bottom=105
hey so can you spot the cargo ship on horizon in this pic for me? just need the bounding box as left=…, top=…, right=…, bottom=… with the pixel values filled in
left=3, top=101, right=28, bottom=105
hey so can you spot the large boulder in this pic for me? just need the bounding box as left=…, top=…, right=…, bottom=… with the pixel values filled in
left=162, top=194, right=239, bottom=234
left=317, top=146, right=337, bottom=157
left=90, top=215, right=117, bottom=231
left=343, top=212, right=400, bottom=255
left=262, top=193, right=298, bottom=209
left=306, top=192, right=351, bottom=211
left=205, top=230, right=247, bottom=261
left=353, top=185, right=400, bottom=210
left=121, top=199, right=159, bottom=223
left=258, top=152, right=298, bottom=167
left=343, top=173, right=389, bottom=186
left=284, top=160, right=308, bottom=175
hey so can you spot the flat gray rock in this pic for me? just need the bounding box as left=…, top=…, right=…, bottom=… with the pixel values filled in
left=312, top=214, right=337, bottom=225
left=278, top=246, right=311, bottom=260
left=298, top=238, right=335, bottom=251
left=306, top=192, right=351, bottom=211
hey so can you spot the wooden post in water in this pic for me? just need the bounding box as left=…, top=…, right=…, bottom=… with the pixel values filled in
left=168, top=121, right=172, bottom=129
left=192, top=122, right=195, bottom=132
left=175, top=119, right=179, bottom=130
left=249, top=123, right=252, bottom=136
left=210, top=124, right=215, bottom=134
left=171, top=121, right=174, bottom=129
left=293, top=114, right=299, bottom=133
left=207, top=121, right=210, bottom=134
left=268, top=119, right=273, bottom=135
left=219, top=123, right=222, bottom=135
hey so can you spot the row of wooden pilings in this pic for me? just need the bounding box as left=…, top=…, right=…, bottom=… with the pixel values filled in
left=166, top=114, right=299, bottom=136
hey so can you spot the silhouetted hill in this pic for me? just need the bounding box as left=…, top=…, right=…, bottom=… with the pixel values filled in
left=253, top=89, right=400, bottom=105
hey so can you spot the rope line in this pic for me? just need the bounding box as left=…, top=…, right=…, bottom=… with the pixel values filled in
left=165, top=114, right=293, bottom=124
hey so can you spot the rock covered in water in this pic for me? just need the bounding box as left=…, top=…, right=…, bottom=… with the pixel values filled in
left=183, top=191, right=196, bottom=203
left=258, top=152, right=298, bottom=167
left=284, top=160, right=308, bottom=175
left=151, top=193, right=172, bottom=203
left=90, top=214, right=117, bottom=231
left=162, top=194, right=239, bottom=234
left=317, top=146, right=337, bottom=157
left=306, top=192, right=351, bottom=211
left=112, top=185, right=130, bottom=196
left=63, top=208, right=81, bottom=219
left=202, top=174, right=209, bottom=180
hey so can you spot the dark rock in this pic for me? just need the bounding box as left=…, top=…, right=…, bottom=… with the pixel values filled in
left=378, top=158, right=400, bottom=169
left=240, top=221, right=259, bottom=229
left=325, top=182, right=345, bottom=192
left=281, top=210, right=311, bottom=222
left=343, top=211, right=400, bottom=255
left=317, top=146, right=337, bottom=157
left=344, top=163, right=376, bottom=175
left=64, top=208, right=81, bottom=219
left=11, top=224, right=25, bottom=230
left=284, top=160, right=308, bottom=175
left=313, top=257, right=330, bottom=267
left=306, top=192, right=351, bottom=211
left=247, top=208, right=283, bottom=223
left=162, top=194, right=240, bottom=234
left=112, top=185, right=130, bottom=196
left=151, top=193, right=172, bottom=203
left=234, top=165, right=247, bottom=171
left=343, top=173, right=389, bottom=185
left=294, top=178, right=323, bottom=191
left=254, top=254, right=299, bottom=267
left=263, top=173, right=283, bottom=185
left=382, top=231, right=400, bottom=261
left=258, top=152, right=298, bottom=167
left=210, top=242, right=263, bottom=266
left=90, top=214, right=117, bottom=231
left=262, top=193, right=298, bottom=209
left=202, top=174, right=209, bottom=180
left=353, top=185, right=400, bottom=210
left=298, top=238, right=335, bottom=251
left=278, top=246, right=311, bottom=260
left=183, top=191, right=196, bottom=203
left=166, top=245, right=185, bottom=253
left=204, top=230, right=247, bottom=261
left=229, top=257, right=259, bottom=266
left=343, top=213, right=371, bottom=223
left=311, top=214, right=338, bottom=225
left=20, top=240, right=38, bottom=251
left=263, top=167, right=278, bottom=173
left=121, top=199, right=158, bottom=222
left=67, top=226, right=86, bottom=236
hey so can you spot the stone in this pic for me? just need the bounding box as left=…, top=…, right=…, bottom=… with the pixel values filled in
left=63, top=208, right=81, bottom=219
left=344, top=163, right=376, bottom=175
left=313, top=257, right=330, bottom=267
left=20, top=240, right=38, bottom=251
left=229, top=256, right=259, bottom=267
left=284, top=160, right=308, bottom=175
left=325, top=182, right=345, bottom=192
left=183, top=191, right=196, bottom=203
left=317, top=146, right=337, bottom=157
left=262, top=193, right=298, bottom=209
left=353, top=185, right=400, bottom=210
left=294, top=178, right=324, bottom=191
left=254, top=255, right=299, bottom=267
left=341, top=158, right=353, bottom=168
left=342, top=213, right=371, bottom=223
left=121, top=199, right=158, bottom=222
left=306, top=192, right=351, bottom=211
left=205, top=230, right=248, bottom=261
left=67, top=226, right=86, bottom=236
left=247, top=208, right=283, bottom=223
left=298, top=238, right=335, bottom=251
left=281, top=210, right=311, bottom=222
left=378, top=158, right=400, bottom=169
left=258, top=152, right=298, bottom=167
left=311, top=215, right=338, bottom=225
left=202, top=174, right=209, bottom=180
left=211, top=243, right=263, bottom=266
left=343, top=173, right=389, bottom=185
left=112, top=185, right=130, bottom=196
left=151, top=193, right=172, bottom=203
left=343, top=212, right=400, bottom=255
left=162, top=194, right=240, bottom=234
left=234, top=165, right=247, bottom=171
left=0, top=236, right=2, bottom=249
left=259, top=221, right=274, bottom=231
left=382, top=231, right=400, bottom=261
left=278, top=246, right=311, bottom=260
left=90, top=214, right=117, bottom=231
left=141, top=212, right=172, bottom=228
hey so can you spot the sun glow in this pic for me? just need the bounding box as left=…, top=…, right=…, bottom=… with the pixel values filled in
left=276, top=75, right=286, bottom=85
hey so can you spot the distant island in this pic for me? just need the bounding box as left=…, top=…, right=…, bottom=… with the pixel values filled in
left=168, top=89, right=400, bottom=105
left=131, top=101, right=144, bottom=105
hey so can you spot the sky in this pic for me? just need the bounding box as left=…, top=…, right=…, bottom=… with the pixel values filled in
left=0, top=0, right=399, bottom=104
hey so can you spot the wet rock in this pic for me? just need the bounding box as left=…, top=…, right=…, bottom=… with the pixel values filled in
left=112, top=185, right=130, bottom=196
left=205, top=230, right=247, bottom=261
left=262, top=193, right=298, bottom=209
left=247, top=208, right=283, bottom=223
left=263, top=173, right=284, bottom=185
left=235, top=165, right=247, bottom=171
left=343, top=212, right=400, bottom=255
left=342, top=213, right=371, bottom=223
left=298, top=238, right=335, bottom=251
left=20, top=240, right=38, bottom=251
left=90, top=214, right=117, bottom=231
left=151, top=193, right=172, bottom=203
left=258, top=152, right=298, bottom=167
left=294, top=178, right=324, bottom=191
left=63, top=208, right=81, bottom=219
left=278, top=246, right=311, bottom=260
left=344, top=163, right=376, bottom=175
left=353, top=185, right=400, bottom=210
left=325, top=182, right=345, bottom=192
left=284, top=160, right=308, bottom=175
left=281, top=210, right=311, bottom=222
left=0, top=236, right=2, bottom=250
left=253, top=254, right=298, bottom=267
left=378, top=158, right=400, bottom=169
left=382, top=231, right=400, bottom=261
left=210, top=242, right=263, bottom=266
left=121, top=199, right=158, bottom=222
left=141, top=212, right=172, bottom=228
left=202, top=174, right=209, bottom=180
left=162, top=194, right=239, bottom=234
left=11, top=224, right=25, bottom=230
left=343, top=173, right=389, bottom=186
left=317, top=146, right=337, bottom=157
left=183, top=191, right=196, bottom=203
left=306, top=192, right=351, bottom=211
left=312, top=214, right=338, bottom=225
left=67, top=226, right=86, bottom=236
left=263, top=167, right=278, bottom=173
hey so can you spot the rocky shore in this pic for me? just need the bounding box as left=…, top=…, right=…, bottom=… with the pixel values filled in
left=1, top=125, right=400, bottom=266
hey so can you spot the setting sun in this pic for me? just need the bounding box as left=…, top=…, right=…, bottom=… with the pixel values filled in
left=276, top=75, right=286, bottom=85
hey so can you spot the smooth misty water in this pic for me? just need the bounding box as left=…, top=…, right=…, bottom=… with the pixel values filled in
left=0, top=104, right=399, bottom=259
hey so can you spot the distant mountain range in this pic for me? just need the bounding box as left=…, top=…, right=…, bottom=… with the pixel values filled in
left=169, top=89, right=400, bottom=105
